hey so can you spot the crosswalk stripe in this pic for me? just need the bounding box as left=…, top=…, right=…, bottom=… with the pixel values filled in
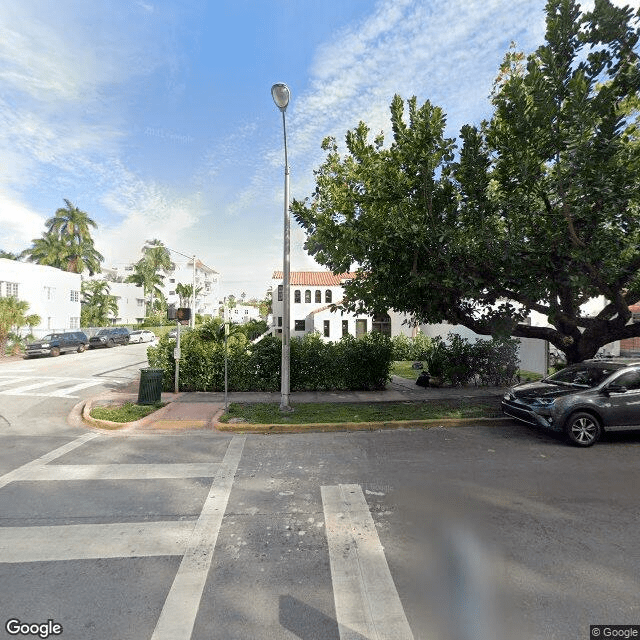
left=151, top=435, right=246, bottom=640
left=0, top=521, right=196, bottom=563
left=0, top=432, right=100, bottom=490
left=0, top=376, right=124, bottom=398
left=47, top=380, right=117, bottom=397
left=322, top=484, right=415, bottom=640
left=29, top=463, right=220, bottom=481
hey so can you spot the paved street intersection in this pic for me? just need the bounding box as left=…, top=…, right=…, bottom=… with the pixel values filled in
left=0, top=423, right=638, bottom=640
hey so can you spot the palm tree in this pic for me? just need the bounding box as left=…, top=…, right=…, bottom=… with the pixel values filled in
left=46, top=199, right=103, bottom=274
left=0, top=250, right=20, bottom=260
left=125, top=260, right=165, bottom=316
left=22, top=233, right=70, bottom=270
left=0, top=297, right=40, bottom=357
left=81, top=280, right=118, bottom=326
left=23, top=200, right=103, bottom=274
left=175, top=283, right=202, bottom=308
left=143, top=239, right=173, bottom=274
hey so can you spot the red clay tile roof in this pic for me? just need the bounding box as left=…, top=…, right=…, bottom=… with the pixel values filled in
left=272, top=271, right=357, bottom=286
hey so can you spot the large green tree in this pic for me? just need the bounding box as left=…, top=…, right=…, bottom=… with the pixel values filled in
left=293, top=0, right=640, bottom=364
left=23, top=199, right=103, bottom=274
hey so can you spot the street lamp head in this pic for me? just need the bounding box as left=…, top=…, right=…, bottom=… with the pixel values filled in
left=271, top=83, right=290, bottom=112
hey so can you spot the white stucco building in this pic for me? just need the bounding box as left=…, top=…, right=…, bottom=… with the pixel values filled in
left=270, top=271, right=414, bottom=341
left=228, top=304, right=261, bottom=324
left=0, top=258, right=81, bottom=335
left=164, top=258, right=220, bottom=318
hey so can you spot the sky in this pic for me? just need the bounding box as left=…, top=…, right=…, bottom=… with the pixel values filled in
left=0, top=0, right=638, bottom=300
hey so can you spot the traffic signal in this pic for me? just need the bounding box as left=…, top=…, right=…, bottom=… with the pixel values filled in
left=176, top=307, right=191, bottom=322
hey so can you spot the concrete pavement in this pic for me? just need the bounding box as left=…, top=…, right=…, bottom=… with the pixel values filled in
left=74, top=376, right=510, bottom=433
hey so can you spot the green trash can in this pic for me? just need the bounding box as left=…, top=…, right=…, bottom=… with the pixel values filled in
left=138, top=368, right=164, bottom=405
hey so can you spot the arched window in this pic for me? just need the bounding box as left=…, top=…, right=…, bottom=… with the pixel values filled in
left=294, top=290, right=301, bottom=303
left=305, top=290, right=311, bottom=303
left=325, top=289, right=332, bottom=303
left=372, top=313, right=392, bottom=336
left=315, top=290, right=321, bottom=303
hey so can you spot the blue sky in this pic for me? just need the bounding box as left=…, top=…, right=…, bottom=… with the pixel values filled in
left=1, top=0, right=638, bottom=299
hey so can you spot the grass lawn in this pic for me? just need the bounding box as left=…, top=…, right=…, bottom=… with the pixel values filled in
left=90, top=402, right=166, bottom=423
left=391, top=361, right=425, bottom=379
left=220, top=399, right=501, bottom=425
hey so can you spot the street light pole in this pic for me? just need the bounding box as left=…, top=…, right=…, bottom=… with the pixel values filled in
left=271, top=82, right=292, bottom=412
left=192, top=254, right=196, bottom=329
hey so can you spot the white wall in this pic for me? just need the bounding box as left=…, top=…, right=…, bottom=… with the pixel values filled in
left=0, top=259, right=81, bottom=335
left=108, top=281, right=146, bottom=324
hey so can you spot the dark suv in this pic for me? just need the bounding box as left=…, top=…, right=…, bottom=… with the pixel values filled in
left=25, top=331, right=89, bottom=358
left=502, top=358, right=640, bottom=446
left=89, top=327, right=131, bottom=348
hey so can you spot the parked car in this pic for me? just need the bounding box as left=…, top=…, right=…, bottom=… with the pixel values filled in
left=89, top=327, right=131, bottom=348
left=167, top=327, right=191, bottom=339
left=502, top=358, right=640, bottom=447
left=25, top=331, right=89, bottom=358
left=128, top=330, right=156, bottom=344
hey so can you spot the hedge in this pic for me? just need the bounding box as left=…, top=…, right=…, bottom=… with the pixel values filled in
left=146, top=330, right=393, bottom=392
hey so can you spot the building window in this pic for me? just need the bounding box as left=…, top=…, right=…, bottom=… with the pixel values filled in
left=0, top=282, right=19, bottom=297
left=43, top=286, right=55, bottom=301
left=372, top=313, right=392, bottom=337
left=294, top=319, right=306, bottom=331
left=70, top=290, right=80, bottom=302
left=277, top=285, right=283, bottom=302
left=315, top=290, right=321, bottom=303
left=305, top=290, right=311, bottom=303
left=294, top=290, right=301, bottom=303
left=325, top=289, right=332, bottom=303
left=356, top=319, right=367, bottom=338
left=324, top=320, right=330, bottom=337
left=278, top=317, right=282, bottom=327
left=137, top=299, right=145, bottom=307
left=342, top=320, right=349, bottom=337
left=69, top=317, right=80, bottom=329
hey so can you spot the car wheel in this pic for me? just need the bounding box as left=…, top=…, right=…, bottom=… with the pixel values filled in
left=50, top=347, right=61, bottom=357
left=77, top=344, right=86, bottom=353
left=107, top=339, right=115, bottom=348
left=564, top=412, right=602, bottom=447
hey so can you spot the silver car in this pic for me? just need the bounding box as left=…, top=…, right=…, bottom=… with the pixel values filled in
left=502, top=359, right=640, bottom=446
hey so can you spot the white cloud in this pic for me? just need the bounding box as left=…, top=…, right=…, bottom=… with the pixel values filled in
left=0, top=193, right=46, bottom=252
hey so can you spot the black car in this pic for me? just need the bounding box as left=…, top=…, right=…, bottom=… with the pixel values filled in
left=502, top=358, right=640, bottom=446
left=88, top=327, right=131, bottom=348
left=25, top=331, right=89, bottom=358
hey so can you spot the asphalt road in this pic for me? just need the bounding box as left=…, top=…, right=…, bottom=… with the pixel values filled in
left=0, top=346, right=639, bottom=640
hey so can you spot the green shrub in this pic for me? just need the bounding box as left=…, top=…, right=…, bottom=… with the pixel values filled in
left=148, top=329, right=393, bottom=392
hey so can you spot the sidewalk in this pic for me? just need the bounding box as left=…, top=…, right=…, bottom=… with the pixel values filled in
left=76, top=376, right=509, bottom=433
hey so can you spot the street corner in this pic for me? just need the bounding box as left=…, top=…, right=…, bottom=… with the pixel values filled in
left=72, top=391, right=184, bottom=433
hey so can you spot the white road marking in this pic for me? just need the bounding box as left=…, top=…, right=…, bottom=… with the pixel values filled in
left=151, top=435, right=246, bottom=640
left=0, top=521, right=196, bottom=563
left=0, top=432, right=99, bottom=490
left=0, top=378, right=27, bottom=387
left=0, top=375, right=125, bottom=398
left=322, top=484, right=415, bottom=640
left=29, top=463, right=220, bottom=481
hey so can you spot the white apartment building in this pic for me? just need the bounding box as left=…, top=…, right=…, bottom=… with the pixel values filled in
left=270, top=271, right=414, bottom=341
left=164, top=258, right=220, bottom=318
left=0, top=258, right=81, bottom=336
left=228, top=304, right=261, bottom=324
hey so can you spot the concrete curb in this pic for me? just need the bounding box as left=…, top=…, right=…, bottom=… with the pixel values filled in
left=80, top=393, right=183, bottom=432
left=75, top=391, right=511, bottom=434
left=214, top=416, right=513, bottom=434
